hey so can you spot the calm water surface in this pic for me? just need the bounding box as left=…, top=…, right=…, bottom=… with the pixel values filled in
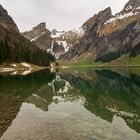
left=0, top=68, right=140, bottom=140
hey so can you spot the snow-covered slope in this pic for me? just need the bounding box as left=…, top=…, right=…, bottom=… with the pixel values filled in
left=97, top=0, right=140, bottom=37
left=23, top=23, right=85, bottom=59
left=48, top=27, right=85, bottom=59
left=105, top=1, right=140, bottom=25
left=105, top=11, right=138, bottom=24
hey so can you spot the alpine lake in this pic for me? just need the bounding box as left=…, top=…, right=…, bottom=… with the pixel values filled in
left=0, top=66, right=140, bottom=140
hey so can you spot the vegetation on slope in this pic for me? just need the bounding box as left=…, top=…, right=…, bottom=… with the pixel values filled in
left=60, top=45, right=140, bottom=67
left=0, top=25, right=55, bottom=66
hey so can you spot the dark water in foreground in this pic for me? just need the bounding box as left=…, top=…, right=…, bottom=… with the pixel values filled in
left=0, top=68, right=140, bottom=140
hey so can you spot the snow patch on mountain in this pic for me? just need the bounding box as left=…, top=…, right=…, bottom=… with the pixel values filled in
left=56, top=40, right=69, bottom=52
left=50, top=27, right=85, bottom=59
left=105, top=11, right=138, bottom=24
left=72, top=27, right=85, bottom=37
left=47, top=40, right=55, bottom=55
left=125, top=5, right=133, bottom=11
left=51, top=31, right=64, bottom=38
left=136, top=6, right=140, bottom=10
left=51, top=27, right=85, bottom=39
left=47, top=41, right=60, bottom=59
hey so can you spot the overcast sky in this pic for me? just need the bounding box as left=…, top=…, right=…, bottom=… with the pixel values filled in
left=0, top=0, right=128, bottom=32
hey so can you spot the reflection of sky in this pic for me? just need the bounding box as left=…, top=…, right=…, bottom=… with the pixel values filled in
left=1, top=102, right=140, bottom=140
left=0, top=68, right=140, bottom=139
left=1, top=0, right=128, bottom=31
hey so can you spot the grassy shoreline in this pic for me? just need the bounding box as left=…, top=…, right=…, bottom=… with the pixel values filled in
left=1, top=61, right=140, bottom=76
left=57, top=64, right=140, bottom=69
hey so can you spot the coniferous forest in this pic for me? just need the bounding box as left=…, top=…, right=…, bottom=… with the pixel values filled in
left=0, top=26, right=55, bottom=66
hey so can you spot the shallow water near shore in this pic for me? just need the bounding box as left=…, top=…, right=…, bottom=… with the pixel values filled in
left=0, top=68, right=140, bottom=140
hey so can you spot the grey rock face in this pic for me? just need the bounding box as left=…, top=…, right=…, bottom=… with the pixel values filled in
left=22, top=0, right=140, bottom=63
left=126, top=0, right=140, bottom=8
left=22, top=22, right=52, bottom=50
left=95, top=21, right=140, bottom=62
left=60, top=7, right=112, bottom=60
left=22, top=22, right=50, bottom=40
left=0, top=4, right=19, bottom=32
left=83, top=7, right=112, bottom=35
left=53, top=42, right=65, bottom=54
left=118, top=0, right=140, bottom=16
left=51, top=29, right=57, bottom=35
left=61, top=1, right=140, bottom=62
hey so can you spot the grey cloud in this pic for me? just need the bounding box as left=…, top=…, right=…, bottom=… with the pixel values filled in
left=0, top=0, right=128, bottom=32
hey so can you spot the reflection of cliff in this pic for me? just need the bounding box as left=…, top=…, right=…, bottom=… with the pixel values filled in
left=0, top=70, right=55, bottom=98
left=26, top=85, right=54, bottom=111
left=95, top=70, right=140, bottom=133
left=1, top=68, right=140, bottom=136
left=0, top=70, right=55, bottom=138
left=0, top=96, right=22, bottom=137
left=26, top=74, right=72, bottom=111
left=58, top=69, right=140, bottom=133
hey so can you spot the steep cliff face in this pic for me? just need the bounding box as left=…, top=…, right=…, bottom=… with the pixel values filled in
left=0, top=97, right=21, bottom=138
left=95, top=0, right=140, bottom=62
left=0, top=4, right=55, bottom=66
left=51, top=28, right=85, bottom=59
left=95, top=21, right=140, bottom=62
left=0, top=4, right=19, bottom=32
left=98, top=0, right=140, bottom=36
left=58, top=69, right=140, bottom=133
left=23, top=23, right=85, bottom=59
left=22, top=22, right=52, bottom=50
left=60, top=0, right=140, bottom=63
left=22, top=0, right=140, bottom=64
left=60, top=7, right=112, bottom=60
left=83, top=7, right=112, bottom=34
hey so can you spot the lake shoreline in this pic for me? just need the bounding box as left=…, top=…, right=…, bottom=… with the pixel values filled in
left=57, top=64, right=140, bottom=69
left=0, top=62, right=47, bottom=76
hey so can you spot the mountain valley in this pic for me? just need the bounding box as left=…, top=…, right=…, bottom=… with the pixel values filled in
left=23, top=0, right=140, bottom=66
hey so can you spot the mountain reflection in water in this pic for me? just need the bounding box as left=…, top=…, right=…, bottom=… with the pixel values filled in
left=0, top=68, right=140, bottom=140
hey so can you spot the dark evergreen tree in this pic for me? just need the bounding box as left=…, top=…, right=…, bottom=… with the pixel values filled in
left=0, top=33, right=55, bottom=66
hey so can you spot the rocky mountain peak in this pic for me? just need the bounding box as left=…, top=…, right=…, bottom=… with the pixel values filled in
left=51, top=29, right=58, bottom=35
left=120, top=0, right=140, bottom=14
left=22, top=22, right=51, bottom=41
left=99, top=0, right=140, bottom=36
left=33, top=22, right=46, bottom=31
left=22, top=22, right=52, bottom=50
left=126, top=0, right=140, bottom=8
left=98, top=7, right=112, bottom=21
left=22, top=0, right=140, bottom=63
left=0, top=4, right=19, bottom=32
left=82, top=7, right=112, bottom=35
left=83, top=7, right=112, bottom=30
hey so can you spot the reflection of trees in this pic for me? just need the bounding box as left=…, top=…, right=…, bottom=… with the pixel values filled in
left=58, top=70, right=140, bottom=133
left=0, top=70, right=55, bottom=138
left=0, top=70, right=55, bottom=98
left=0, top=68, right=140, bottom=137
left=0, top=96, right=22, bottom=137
